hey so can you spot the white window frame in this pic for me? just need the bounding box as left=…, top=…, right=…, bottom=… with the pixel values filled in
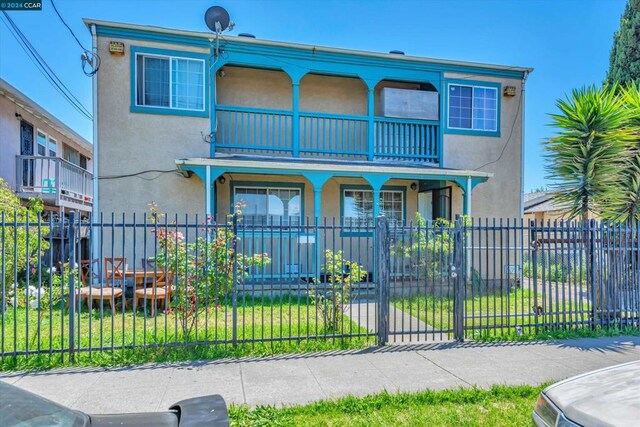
left=342, top=189, right=405, bottom=226
left=134, top=52, right=206, bottom=112
left=47, top=136, right=57, bottom=157
left=36, top=129, right=47, bottom=156
left=233, top=186, right=302, bottom=226
left=447, top=83, right=498, bottom=132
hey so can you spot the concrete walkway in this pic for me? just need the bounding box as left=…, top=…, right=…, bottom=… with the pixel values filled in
left=2, top=336, right=639, bottom=413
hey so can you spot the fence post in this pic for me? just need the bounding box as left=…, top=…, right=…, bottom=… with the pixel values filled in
left=231, top=213, right=238, bottom=347
left=530, top=220, right=539, bottom=334
left=376, top=216, right=390, bottom=346
left=452, top=216, right=465, bottom=341
left=68, top=211, right=76, bottom=362
left=588, top=219, right=598, bottom=329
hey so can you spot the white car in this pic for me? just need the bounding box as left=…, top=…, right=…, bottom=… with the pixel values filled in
left=533, top=360, right=640, bottom=427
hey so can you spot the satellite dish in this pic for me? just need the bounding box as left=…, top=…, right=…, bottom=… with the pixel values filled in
left=205, top=6, right=231, bottom=33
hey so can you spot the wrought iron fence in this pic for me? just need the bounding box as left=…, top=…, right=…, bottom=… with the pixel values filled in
left=1, top=213, right=639, bottom=364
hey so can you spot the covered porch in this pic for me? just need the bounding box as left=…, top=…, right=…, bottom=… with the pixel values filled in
left=176, top=156, right=491, bottom=283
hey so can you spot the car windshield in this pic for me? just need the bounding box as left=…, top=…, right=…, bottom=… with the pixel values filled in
left=0, top=381, right=87, bottom=427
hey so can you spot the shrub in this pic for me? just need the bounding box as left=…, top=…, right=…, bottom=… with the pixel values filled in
left=308, top=250, right=367, bottom=332
left=149, top=203, right=270, bottom=337
left=0, top=178, right=49, bottom=310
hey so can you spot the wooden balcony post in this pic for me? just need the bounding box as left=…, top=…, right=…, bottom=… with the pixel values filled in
left=292, top=82, right=300, bottom=157
left=367, top=87, right=375, bottom=161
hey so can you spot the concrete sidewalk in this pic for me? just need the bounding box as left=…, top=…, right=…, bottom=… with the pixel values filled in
left=2, top=336, right=639, bottom=413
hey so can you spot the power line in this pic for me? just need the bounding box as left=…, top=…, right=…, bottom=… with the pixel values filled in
left=50, top=0, right=88, bottom=51
left=49, top=0, right=100, bottom=77
left=0, top=11, right=93, bottom=120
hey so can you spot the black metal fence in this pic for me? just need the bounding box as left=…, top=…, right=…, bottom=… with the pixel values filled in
left=1, top=213, right=639, bottom=364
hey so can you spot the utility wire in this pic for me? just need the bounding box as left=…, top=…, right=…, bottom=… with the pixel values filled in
left=0, top=11, right=93, bottom=120
left=49, top=0, right=100, bottom=77
left=50, top=0, right=89, bottom=51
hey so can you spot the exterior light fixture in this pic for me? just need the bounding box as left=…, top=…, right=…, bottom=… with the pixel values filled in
left=218, top=176, right=226, bottom=184
left=410, top=182, right=418, bottom=191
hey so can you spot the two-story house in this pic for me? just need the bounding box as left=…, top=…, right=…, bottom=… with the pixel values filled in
left=0, top=78, right=93, bottom=216
left=86, top=18, right=531, bottom=277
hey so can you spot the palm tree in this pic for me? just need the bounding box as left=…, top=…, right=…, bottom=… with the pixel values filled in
left=601, top=84, right=640, bottom=221
left=544, top=85, right=635, bottom=221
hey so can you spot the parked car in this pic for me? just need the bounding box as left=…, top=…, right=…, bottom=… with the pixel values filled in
left=533, top=360, right=640, bottom=426
left=0, top=381, right=229, bottom=426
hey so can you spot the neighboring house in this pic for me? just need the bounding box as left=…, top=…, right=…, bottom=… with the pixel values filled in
left=85, top=18, right=531, bottom=275
left=523, top=190, right=594, bottom=224
left=0, top=78, right=93, bottom=216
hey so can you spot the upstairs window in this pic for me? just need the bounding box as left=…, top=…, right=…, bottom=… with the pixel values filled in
left=36, top=131, right=47, bottom=156
left=48, top=137, right=57, bottom=157
left=135, top=53, right=205, bottom=111
left=448, top=84, right=498, bottom=132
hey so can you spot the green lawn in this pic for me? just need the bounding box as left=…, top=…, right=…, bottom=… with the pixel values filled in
left=0, top=296, right=374, bottom=371
left=393, top=288, right=591, bottom=340
left=229, top=384, right=543, bottom=426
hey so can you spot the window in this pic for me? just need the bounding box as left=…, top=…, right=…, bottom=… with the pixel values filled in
left=135, top=53, right=205, bottom=111
left=48, top=137, right=57, bottom=157
left=343, top=188, right=404, bottom=228
left=233, top=186, right=302, bottom=226
left=448, top=84, right=498, bottom=132
left=63, top=144, right=79, bottom=165
left=36, top=131, right=46, bottom=156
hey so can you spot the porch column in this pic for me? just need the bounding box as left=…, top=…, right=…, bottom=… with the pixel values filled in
left=292, top=82, right=300, bottom=157
left=367, top=87, right=375, bottom=161
left=302, top=171, right=331, bottom=279
left=205, top=165, right=212, bottom=217
left=463, top=176, right=472, bottom=217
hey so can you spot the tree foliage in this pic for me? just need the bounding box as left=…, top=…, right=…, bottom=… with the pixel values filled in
left=543, top=85, right=636, bottom=220
left=0, top=178, right=49, bottom=301
left=607, top=0, right=640, bottom=87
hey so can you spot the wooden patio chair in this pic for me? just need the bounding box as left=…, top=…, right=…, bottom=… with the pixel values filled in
left=133, top=271, right=173, bottom=316
left=105, top=257, right=126, bottom=288
left=69, top=259, right=126, bottom=315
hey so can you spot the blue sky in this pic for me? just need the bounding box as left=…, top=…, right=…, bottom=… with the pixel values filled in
left=0, top=0, right=627, bottom=191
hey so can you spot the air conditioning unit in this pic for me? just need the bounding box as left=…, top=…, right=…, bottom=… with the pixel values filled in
left=380, top=88, right=439, bottom=121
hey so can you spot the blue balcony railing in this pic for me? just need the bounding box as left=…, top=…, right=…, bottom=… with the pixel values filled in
left=215, top=105, right=439, bottom=163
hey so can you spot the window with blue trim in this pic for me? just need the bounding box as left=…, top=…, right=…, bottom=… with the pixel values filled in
left=448, top=84, right=497, bottom=132
left=343, top=189, right=403, bottom=228
left=234, top=186, right=301, bottom=226
left=135, top=53, right=204, bottom=111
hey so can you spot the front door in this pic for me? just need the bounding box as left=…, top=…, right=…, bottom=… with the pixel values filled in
left=20, top=121, right=34, bottom=186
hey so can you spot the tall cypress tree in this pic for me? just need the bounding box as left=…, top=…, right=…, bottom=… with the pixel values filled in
left=607, top=0, right=640, bottom=86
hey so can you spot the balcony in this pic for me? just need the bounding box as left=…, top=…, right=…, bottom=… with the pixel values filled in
left=16, top=156, right=93, bottom=211
left=215, top=105, right=440, bottom=164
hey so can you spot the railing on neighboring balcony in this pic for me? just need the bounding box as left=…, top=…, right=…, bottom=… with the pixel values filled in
left=16, top=156, right=93, bottom=210
left=215, top=105, right=440, bottom=163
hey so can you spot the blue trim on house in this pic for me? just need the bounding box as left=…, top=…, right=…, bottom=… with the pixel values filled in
left=444, top=78, right=501, bottom=138
left=96, top=25, right=527, bottom=81
left=129, top=45, right=210, bottom=118
left=339, top=184, right=408, bottom=236
left=229, top=180, right=306, bottom=226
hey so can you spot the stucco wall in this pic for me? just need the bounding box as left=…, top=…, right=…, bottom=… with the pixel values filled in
left=95, top=37, right=210, bottom=216
left=442, top=72, right=524, bottom=220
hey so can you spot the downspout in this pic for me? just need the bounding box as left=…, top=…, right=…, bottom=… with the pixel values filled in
left=91, top=23, right=98, bottom=217
left=520, top=71, right=529, bottom=219
left=91, top=24, right=99, bottom=263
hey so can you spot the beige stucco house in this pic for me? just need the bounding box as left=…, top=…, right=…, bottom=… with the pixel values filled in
left=85, top=18, right=531, bottom=277
left=0, top=78, right=93, bottom=215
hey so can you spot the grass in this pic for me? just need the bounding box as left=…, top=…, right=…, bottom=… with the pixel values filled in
left=393, top=288, right=592, bottom=340
left=228, top=384, right=545, bottom=426
left=0, top=295, right=374, bottom=371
